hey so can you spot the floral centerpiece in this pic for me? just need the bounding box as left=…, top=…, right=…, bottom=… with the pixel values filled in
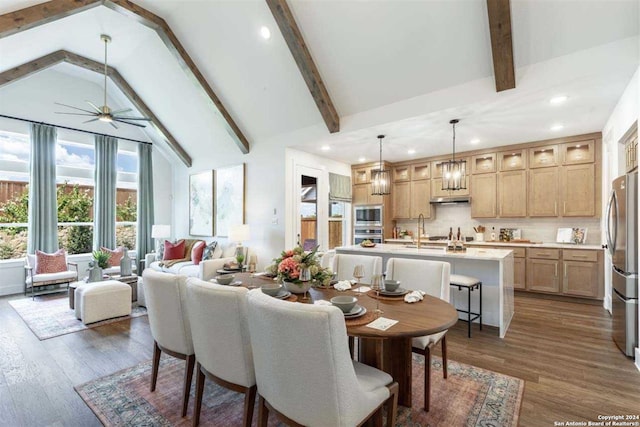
left=266, top=245, right=332, bottom=293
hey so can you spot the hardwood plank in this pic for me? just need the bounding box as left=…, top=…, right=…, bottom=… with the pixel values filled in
left=266, top=0, right=340, bottom=133
left=0, top=0, right=250, bottom=154
left=0, top=50, right=193, bottom=166
left=486, top=0, right=515, bottom=92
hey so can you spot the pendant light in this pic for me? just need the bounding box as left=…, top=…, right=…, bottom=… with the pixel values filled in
left=371, top=135, right=391, bottom=195
left=441, top=119, right=467, bottom=191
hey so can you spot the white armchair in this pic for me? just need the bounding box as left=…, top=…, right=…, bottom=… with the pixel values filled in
left=385, top=257, right=451, bottom=411
left=246, top=289, right=398, bottom=427
left=331, top=253, right=383, bottom=284
left=142, top=269, right=195, bottom=417
left=24, top=253, right=78, bottom=299
left=186, top=278, right=256, bottom=426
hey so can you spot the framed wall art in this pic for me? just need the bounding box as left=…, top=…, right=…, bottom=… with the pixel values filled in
left=189, top=170, right=214, bottom=236
left=215, top=163, right=245, bottom=237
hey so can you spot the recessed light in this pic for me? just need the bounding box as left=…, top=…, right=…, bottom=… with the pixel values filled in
left=470, top=138, right=480, bottom=144
left=576, top=144, right=581, bottom=148
left=550, top=124, right=564, bottom=131
left=320, top=145, right=330, bottom=151
left=550, top=95, right=568, bottom=105
left=408, top=149, right=416, bottom=155
left=260, top=26, right=271, bottom=40
left=358, top=157, right=366, bottom=162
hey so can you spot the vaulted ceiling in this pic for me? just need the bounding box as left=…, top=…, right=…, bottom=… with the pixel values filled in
left=0, top=0, right=638, bottom=166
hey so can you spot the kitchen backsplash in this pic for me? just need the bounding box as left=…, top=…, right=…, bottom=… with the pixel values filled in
left=395, top=204, right=602, bottom=245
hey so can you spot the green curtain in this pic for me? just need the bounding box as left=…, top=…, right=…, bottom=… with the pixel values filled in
left=136, top=143, right=154, bottom=267
left=93, top=135, right=118, bottom=250
left=329, top=172, right=352, bottom=202
left=27, top=123, right=59, bottom=254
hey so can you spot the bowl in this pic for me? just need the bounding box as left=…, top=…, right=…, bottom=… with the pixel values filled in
left=216, top=274, right=235, bottom=285
left=330, top=295, right=358, bottom=313
left=261, top=284, right=283, bottom=297
left=384, top=280, right=401, bottom=292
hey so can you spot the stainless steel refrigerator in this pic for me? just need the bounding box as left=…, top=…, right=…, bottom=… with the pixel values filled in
left=606, top=172, right=638, bottom=357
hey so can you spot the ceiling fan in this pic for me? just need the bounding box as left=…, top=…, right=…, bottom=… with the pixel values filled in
left=55, top=34, right=151, bottom=129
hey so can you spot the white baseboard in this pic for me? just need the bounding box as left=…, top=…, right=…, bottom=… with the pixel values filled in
left=0, top=284, right=24, bottom=296
left=635, top=348, right=640, bottom=372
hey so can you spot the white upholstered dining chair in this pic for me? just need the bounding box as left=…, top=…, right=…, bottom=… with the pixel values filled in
left=246, top=289, right=398, bottom=427
left=385, top=257, right=451, bottom=412
left=331, top=254, right=383, bottom=285
left=142, top=269, right=195, bottom=417
left=185, top=277, right=256, bottom=427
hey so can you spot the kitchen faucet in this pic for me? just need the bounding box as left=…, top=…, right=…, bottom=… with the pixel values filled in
left=417, top=213, right=425, bottom=249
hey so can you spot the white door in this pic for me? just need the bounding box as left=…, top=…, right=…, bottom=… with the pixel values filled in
left=292, top=165, right=327, bottom=251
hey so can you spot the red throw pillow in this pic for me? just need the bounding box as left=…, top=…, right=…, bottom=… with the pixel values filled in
left=35, top=249, right=67, bottom=274
left=101, top=246, right=124, bottom=267
left=163, top=240, right=185, bottom=260
left=191, top=241, right=206, bottom=265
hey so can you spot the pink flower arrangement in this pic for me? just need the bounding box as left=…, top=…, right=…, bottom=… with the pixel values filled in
left=266, top=245, right=332, bottom=286
left=278, top=256, right=300, bottom=280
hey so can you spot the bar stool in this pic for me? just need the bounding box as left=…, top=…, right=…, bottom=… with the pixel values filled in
left=450, top=274, right=482, bottom=338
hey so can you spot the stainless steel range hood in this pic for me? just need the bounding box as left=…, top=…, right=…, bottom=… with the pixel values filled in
left=429, top=196, right=471, bottom=205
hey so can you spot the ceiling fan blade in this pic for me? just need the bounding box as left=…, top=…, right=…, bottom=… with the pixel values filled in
left=55, top=112, right=98, bottom=117
left=110, top=122, right=119, bottom=129
left=113, top=116, right=152, bottom=121
left=85, top=101, right=103, bottom=113
left=114, top=118, right=147, bottom=128
left=83, top=118, right=100, bottom=123
left=54, top=102, right=96, bottom=114
left=111, top=108, right=132, bottom=115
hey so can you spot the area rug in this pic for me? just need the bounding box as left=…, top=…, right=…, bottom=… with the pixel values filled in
left=8, top=294, right=147, bottom=340
left=76, top=353, right=524, bottom=427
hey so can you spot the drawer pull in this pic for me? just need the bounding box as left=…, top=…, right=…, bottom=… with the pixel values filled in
left=555, top=264, right=558, bottom=277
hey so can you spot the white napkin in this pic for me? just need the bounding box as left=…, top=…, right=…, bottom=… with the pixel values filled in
left=334, top=280, right=352, bottom=291
left=366, top=317, right=399, bottom=331
left=314, top=300, right=333, bottom=306
left=404, top=290, right=426, bottom=303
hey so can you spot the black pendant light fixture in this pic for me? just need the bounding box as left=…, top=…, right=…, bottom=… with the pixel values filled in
left=371, top=134, right=391, bottom=195
left=441, top=119, right=467, bottom=191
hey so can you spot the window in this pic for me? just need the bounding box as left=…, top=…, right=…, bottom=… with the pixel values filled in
left=0, top=130, right=29, bottom=260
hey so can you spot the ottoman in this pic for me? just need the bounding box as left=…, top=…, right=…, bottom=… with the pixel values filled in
left=75, top=280, right=131, bottom=325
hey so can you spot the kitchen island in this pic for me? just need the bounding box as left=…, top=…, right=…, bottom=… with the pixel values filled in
left=336, top=244, right=514, bottom=337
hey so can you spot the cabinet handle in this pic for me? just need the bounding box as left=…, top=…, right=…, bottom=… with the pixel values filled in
left=573, top=255, right=589, bottom=258
left=564, top=264, right=567, bottom=277
left=563, top=201, right=566, bottom=214
left=555, top=264, right=558, bottom=277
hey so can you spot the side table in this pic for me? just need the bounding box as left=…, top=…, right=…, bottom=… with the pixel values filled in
left=68, top=281, right=84, bottom=309
left=109, top=275, right=138, bottom=302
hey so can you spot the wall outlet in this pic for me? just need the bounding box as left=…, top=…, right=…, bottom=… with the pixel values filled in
left=272, top=216, right=278, bottom=225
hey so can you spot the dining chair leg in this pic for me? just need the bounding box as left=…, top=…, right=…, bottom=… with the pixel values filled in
left=243, top=385, right=257, bottom=427
left=150, top=341, right=161, bottom=392
left=441, top=335, right=448, bottom=379
left=182, top=354, right=196, bottom=417
left=385, top=382, right=399, bottom=427
left=258, top=395, right=269, bottom=427
left=349, top=336, right=355, bottom=359
left=424, top=346, right=431, bottom=412
left=193, top=363, right=205, bottom=427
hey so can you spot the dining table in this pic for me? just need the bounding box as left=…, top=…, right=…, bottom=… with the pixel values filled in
left=231, top=273, right=459, bottom=408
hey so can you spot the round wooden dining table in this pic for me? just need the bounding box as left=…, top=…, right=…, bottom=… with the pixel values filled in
left=236, top=273, right=458, bottom=407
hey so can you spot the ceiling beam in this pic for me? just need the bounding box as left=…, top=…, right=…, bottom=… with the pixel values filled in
left=0, top=49, right=193, bottom=166
left=486, top=0, right=515, bottom=92
left=0, top=0, right=250, bottom=154
left=266, top=0, right=340, bottom=133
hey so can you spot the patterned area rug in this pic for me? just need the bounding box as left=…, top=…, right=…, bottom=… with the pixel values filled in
left=76, top=353, right=524, bottom=427
left=8, top=294, right=147, bottom=340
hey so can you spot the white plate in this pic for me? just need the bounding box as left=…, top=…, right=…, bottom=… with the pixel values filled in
left=343, top=305, right=364, bottom=316
left=344, top=306, right=367, bottom=319
left=214, top=280, right=242, bottom=286
left=273, top=290, right=292, bottom=299
left=379, top=287, right=409, bottom=296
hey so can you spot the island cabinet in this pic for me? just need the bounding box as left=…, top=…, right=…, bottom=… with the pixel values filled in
left=471, top=173, right=497, bottom=218
left=526, top=248, right=561, bottom=293
left=562, top=249, right=603, bottom=299
left=528, top=167, right=559, bottom=217
left=498, top=170, right=527, bottom=217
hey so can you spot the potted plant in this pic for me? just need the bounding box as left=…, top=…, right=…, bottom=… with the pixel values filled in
left=90, top=249, right=110, bottom=281
left=266, top=245, right=332, bottom=294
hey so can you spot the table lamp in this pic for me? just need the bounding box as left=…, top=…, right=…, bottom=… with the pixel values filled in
left=229, top=224, right=250, bottom=266
left=151, top=224, right=171, bottom=260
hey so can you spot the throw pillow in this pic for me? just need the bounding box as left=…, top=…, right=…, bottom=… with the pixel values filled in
left=101, top=246, right=125, bottom=267
left=191, top=241, right=206, bottom=265
left=201, top=241, right=218, bottom=261
left=163, top=239, right=185, bottom=260
left=35, top=249, right=67, bottom=274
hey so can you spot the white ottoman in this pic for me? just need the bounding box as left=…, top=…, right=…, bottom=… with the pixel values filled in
left=75, top=280, right=132, bottom=325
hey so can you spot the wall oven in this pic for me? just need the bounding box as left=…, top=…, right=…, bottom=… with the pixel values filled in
left=354, top=205, right=383, bottom=227
left=354, top=227, right=383, bottom=245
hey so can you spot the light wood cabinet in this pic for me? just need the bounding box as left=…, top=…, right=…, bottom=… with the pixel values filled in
left=562, top=140, right=595, bottom=165
left=353, top=184, right=383, bottom=205
left=412, top=162, right=430, bottom=180
left=472, top=153, right=496, bottom=174
left=514, top=257, right=525, bottom=290
left=393, top=166, right=411, bottom=182
left=411, top=180, right=431, bottom=219
left=471, top=174, right=496, bottom=218
left=561, top=249, right=603, bottom=299
left=392, top=182, right=411, bottom=219
left=526, top=258, right=560, bottom=293
left=528, top=167, right=559, bottom=217
left=431, top=176, right=470, bottom=198
left=529, top=145, right=559, bottom=168
left=561, top=164, right=595, bottom=216
left=498, top=170, right=527, bottom=217
left=353, top=167, right=369, bottom=184
left=498, top=150, right=527, bottom=171
left=623, top=125, right=637, bottom=173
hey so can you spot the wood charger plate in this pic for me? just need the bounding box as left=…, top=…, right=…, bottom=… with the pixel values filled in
left=344, top=310, right=377, bottom=327
left=284, top=294, right=298, bottom=302
left=366, top=289, right=411, bottom=301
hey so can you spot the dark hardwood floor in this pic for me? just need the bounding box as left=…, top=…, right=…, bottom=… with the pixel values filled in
left=0, top=292, right=638, bottom=426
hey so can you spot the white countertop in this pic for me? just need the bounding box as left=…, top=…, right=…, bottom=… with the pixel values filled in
left=385, top=239, right=602, bottom=250
left=337, top=244, right=513, bottom=261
